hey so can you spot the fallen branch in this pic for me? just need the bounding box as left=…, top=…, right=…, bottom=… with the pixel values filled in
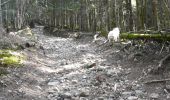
left=82, top=63, right=96, bottom=69
left=143, top=78, right=170, bottom=84
left=149, top=53, right=170, bottom=74
left=158, top=53, right=170, bottom=67
left=36, top=60, right=53, bottom=67
left=159, top=42, right=165, bottom=54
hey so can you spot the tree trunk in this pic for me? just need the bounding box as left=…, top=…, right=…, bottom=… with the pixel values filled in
left=0, top=0, right=3, bottom=27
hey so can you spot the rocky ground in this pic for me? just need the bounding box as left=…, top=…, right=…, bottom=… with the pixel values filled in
left=0, top=27, right=170, bottom=100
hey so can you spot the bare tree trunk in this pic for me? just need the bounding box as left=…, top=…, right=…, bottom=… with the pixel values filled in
left=0, top=0, right=3, bottom=27
left=152, top=0, right=159, bottom=30
left=127, top=0, right=133, bottom=31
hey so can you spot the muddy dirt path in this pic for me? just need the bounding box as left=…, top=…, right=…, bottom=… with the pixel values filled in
left=0, top=27, right=166, bottom=100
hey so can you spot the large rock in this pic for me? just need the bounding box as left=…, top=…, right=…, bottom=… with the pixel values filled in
left=127, top=96, right=138, bottom=100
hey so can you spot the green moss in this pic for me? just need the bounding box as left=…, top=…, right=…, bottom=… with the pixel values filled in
left=0, top=50, right=24, bottom=67
left=0, top=50, right=13, bottom=58
left=1, top=56, right=22, bottom=65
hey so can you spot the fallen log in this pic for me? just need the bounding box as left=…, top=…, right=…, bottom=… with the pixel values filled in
left=143, top=78, right=170, bottom=84
left=120, top=33, right=170, bottom=41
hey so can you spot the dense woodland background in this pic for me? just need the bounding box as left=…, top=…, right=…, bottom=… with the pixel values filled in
left=0, top=0, right=170, bottom=33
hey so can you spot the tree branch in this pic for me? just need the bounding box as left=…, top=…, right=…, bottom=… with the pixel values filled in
left=1, top=0, right=12, bottom=6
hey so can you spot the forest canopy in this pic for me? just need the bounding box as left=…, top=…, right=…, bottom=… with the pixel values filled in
left=0, top=0, right=169, bottom=33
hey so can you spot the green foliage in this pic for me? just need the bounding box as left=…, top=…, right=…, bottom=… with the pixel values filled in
left=66, top=1, right=81, bottom=11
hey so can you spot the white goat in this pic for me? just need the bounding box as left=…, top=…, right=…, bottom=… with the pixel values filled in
left=107, top=27, right=120, bottom=42
left=93, top=27, right=120, bottom=44
left=106, top=27, right=120, bottom=43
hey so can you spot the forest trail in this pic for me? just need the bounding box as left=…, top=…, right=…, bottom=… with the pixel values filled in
left=0, top=27, right=165, bottom=100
